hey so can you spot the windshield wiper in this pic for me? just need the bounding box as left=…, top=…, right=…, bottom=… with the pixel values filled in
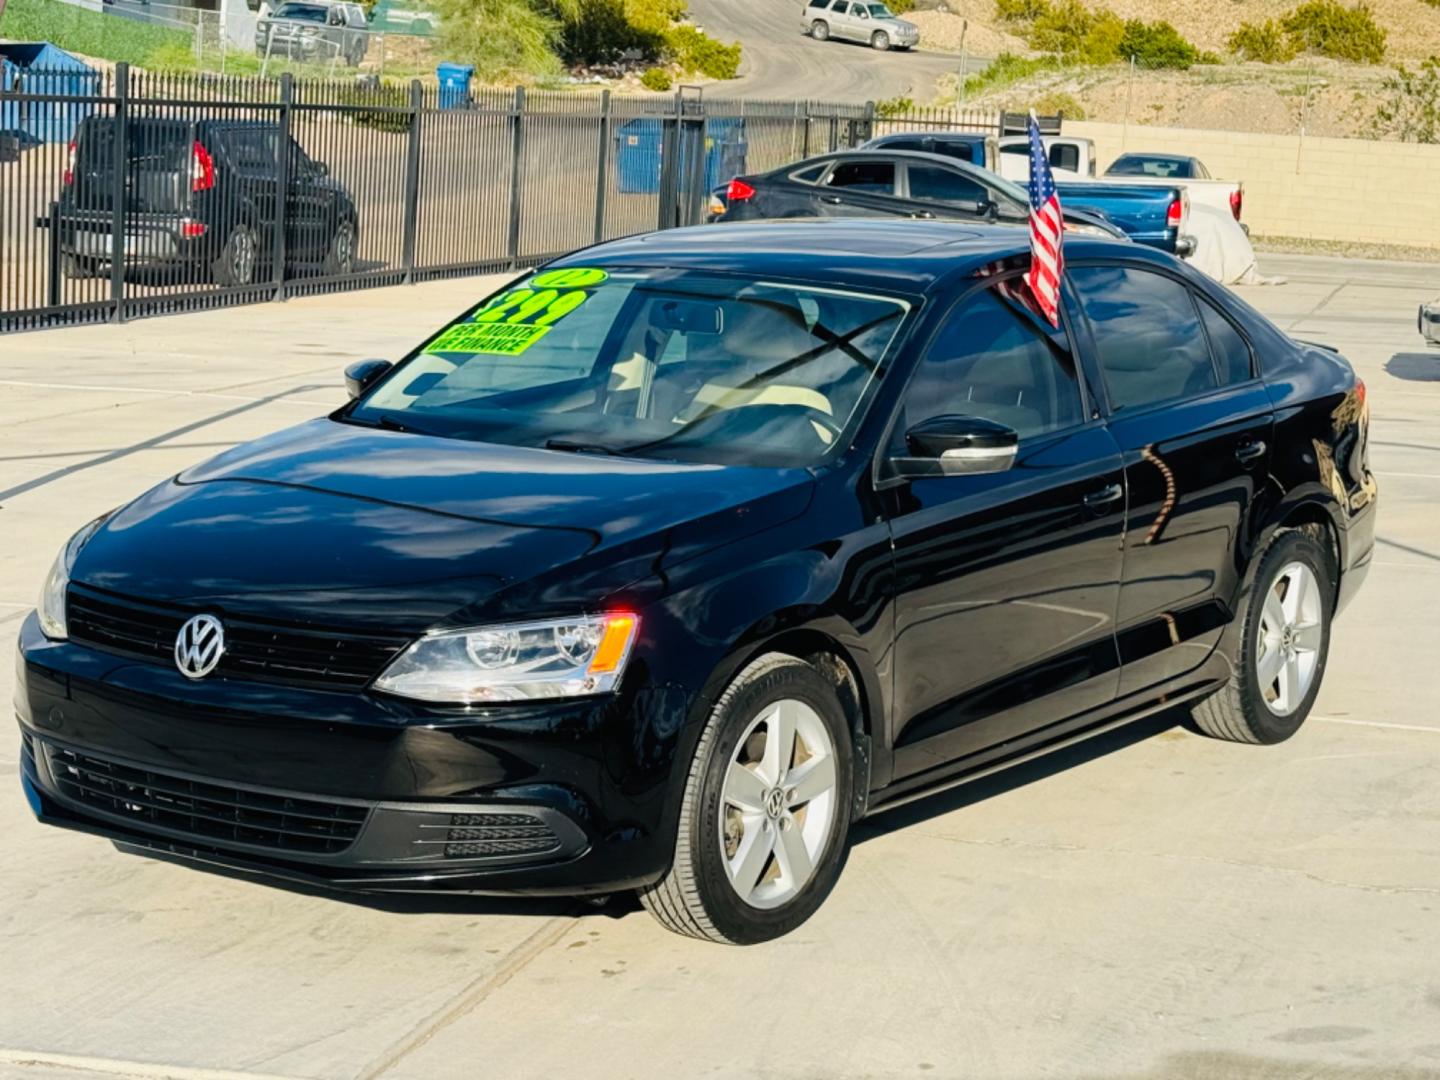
left=544, top=438, right=630, bottom=456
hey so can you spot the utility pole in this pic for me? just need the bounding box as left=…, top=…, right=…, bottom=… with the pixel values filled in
left=957, top=19, right=968, bottom=107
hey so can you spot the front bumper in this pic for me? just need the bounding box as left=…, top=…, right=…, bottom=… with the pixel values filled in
left=16, top=613, right=695, bottom=896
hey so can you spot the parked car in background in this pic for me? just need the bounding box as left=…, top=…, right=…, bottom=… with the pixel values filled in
left=370, top=0, right=438, bottom=34
left=802, top=0, right=919, bottom=50
left=1103, top=151, right=1245, bottom=225
left=711, top=150, right=1127, bottom=239
left=56, top=117, right=359, bottom=286
left=256, top=1, right=369, bottom=65
left=1107, top=152, right=1211, bottom=179
left=858, top=133, right=1191, bottom=253
left=998, top=134, right=1096, bottom=180
left=19, top=220, right=1376, bottom=944
left=1419, top=298, right=1440, bottom=346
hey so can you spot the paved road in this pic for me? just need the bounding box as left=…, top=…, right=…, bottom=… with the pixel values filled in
left=688, top=0, right=967, bottom=102
left=1, top=253, right=1439, bottom=1080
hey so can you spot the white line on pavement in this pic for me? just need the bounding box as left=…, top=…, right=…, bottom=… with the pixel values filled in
left=0, top=1050, right=303, bottom=1080
left=1315, top=716, right=1440, bottom=734
left=0, top=380, right=335, bottom=405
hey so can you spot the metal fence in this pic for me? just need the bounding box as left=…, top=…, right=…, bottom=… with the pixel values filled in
left=0, top=65, right=1000, bottom=333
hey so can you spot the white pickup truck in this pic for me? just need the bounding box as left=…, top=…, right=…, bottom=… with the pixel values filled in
left=997, top=138, right=1245, bottom=227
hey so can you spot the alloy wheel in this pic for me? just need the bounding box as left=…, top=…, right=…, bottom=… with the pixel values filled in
left=1255, top=561, right=1323, bottom=716
left=232, top=228, right=256, bottom=284
left=719, top=697, right=838, bottom=910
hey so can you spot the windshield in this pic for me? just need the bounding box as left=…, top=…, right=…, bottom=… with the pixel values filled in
left=1108, top=156, right=1188, bottom=178
left=349, top=268, right=912, bottom=468
left=275, top=4, right=327, bottom=19
left=866, top=3, right=894, bottom=14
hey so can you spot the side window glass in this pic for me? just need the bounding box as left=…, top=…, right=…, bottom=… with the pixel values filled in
left=889, top=282, right=1083, bottom=449
left=1050, top=144, right=1079, bottom=172
left=906, top=164, right=985, bottom=205
left=789, top=162, right=828, bottom=184
left=1071, top=265, right=1217, bottom=410
left=830, top=0, right=848, bottom=12
left=826, top=160, right=894, bottom=194
left=1197, top=296, right=1254, bottom=384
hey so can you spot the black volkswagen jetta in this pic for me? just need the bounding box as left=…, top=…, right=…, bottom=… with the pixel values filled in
left=18, top=221, right=1376, bottom=944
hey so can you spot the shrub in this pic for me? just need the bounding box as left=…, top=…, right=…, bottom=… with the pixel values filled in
left=1117, top=18, right=1198, bottom=69
left=1280, top=1, right=1386, bottom=63
left=337, top=83, right=413, bottom=133
left=1228, top=18, right=1298, bottom=62
left=430, top=0, right=567, bottom=80
left=1078, top=9, right=1124, bottom=64
left=887, top=0, right=915, bottom=12
left=962, top=51, right=1064, bottom=95
left=1031, top=89, right=1085, bottom=118
left=874, top=95, right=915, bottom=117
left=559, top=0, right=658, bottom=64
left=1027, top=0, right=1092, bottom=55
left=1375, top=55, right=1440, bottom=141
left=994, top=0, right=1049, bottom=23
left=640, top=65, right=672, bottom=90
left=664, top=24, right=741, bottom=79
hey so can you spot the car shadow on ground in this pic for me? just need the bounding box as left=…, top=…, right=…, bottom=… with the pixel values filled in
left=852, top=707, right=1188, bottom=844
left=1385, top=352, right=1440, bottom=382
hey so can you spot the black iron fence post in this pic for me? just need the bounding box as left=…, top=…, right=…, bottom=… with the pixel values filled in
left=400, top=79, right=423, bottom=281
left=657, top=92, right=682, bottom=231
left=505, top=86, right=526, bottom=269
left=801, top=100, right=812, bottom=157
left=107, top=62, right=129, bottom=323
left=593, top=89, right=611, bottom=244
left=272, top=72, right=294, bottom=300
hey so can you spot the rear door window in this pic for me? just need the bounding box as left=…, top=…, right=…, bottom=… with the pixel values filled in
left=905, top=163, right=986, bottom=205
left=1197, top=296, right=1254, bottom=385
left=826, top=160, right=894, bottom=194
left=789, top=162, right=828, bottom=184
left=1071, top=265, right=1217, bottom=411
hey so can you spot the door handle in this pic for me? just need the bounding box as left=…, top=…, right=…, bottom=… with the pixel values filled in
left=909, top=210, right=935, bottom=219
left=1083, top=483, right=1124, bottom=511
left=820, top=195, right=843, bottom=205
left=1235, top=439, right=1267, bottom=466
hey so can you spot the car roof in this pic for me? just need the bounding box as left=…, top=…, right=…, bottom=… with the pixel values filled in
left=548, top=220, right=1140, bottom=295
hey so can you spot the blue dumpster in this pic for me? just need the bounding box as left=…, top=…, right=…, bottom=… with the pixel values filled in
left=0, top=43, right=100, bottom=144
left=614, top=117, right=748, bottom=195
left=436, top=63, right=475, bottom=110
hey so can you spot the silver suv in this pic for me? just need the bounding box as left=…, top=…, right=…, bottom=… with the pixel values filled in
left=802, top=0, right=919, bottom=50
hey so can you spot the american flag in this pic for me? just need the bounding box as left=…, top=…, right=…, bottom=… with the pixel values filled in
left=1024, top=112, right=1064, bottom=328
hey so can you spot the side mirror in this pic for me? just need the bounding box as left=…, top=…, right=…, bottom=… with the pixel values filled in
left=344, top=358, right=392, bottom=400
left=887, top=415, right=1018, bottom=479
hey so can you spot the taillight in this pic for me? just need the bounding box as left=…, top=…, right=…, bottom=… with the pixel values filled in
left=63, top=139, right=77, bottom=186
left=1229, top=188, right=1243, bottom=221
left=1166, top=197, right=1183, bottom=229
left=1355, top=377, right=1367, bottom=414
left=179, top=219, right=208, bottom=238
left=726, top=178, right=756, bottom=202
left=191, top=141, right=215, bottom=193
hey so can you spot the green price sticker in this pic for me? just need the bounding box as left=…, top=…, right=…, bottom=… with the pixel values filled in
left=424, top=268, right=609, bottom=357
left=425, top=322, right=550, bottom=356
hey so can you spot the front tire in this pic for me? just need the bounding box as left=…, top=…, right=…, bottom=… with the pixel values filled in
left=639, top=653, right=854, bottom=944
left=871, top=29, right=890, bottom=50
left=810, top=19, right=829, bottom=40
left=1191, top=526, right=1335, bottom=744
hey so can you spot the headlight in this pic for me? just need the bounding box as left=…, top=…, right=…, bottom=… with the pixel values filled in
left=374, top=613, right=639, bottom=704
left=37, top=516, right=108, bottom=640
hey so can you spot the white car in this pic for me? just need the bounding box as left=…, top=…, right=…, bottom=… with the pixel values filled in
left=801, top=0, right=919, bottom=51
left=1420, top=300, right=1440, bottom=346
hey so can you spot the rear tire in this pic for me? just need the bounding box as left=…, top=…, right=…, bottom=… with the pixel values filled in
left=810, top=19, right=829, bottom=40
left=321, top=218, right=357, bottom=276
left=212, top=224, right=258, bottom=286
left=639, top=653, right=854, bottom=945
left=1190, top=526, right=1335, bottom=744
left=871, top=29, right=890, bottom=50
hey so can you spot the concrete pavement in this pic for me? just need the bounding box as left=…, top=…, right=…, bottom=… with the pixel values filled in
left=1, top=256, right=1439, bottom=1080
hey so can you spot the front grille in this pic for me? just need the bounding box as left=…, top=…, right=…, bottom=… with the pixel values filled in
left=47, top=745, right=370, bottom=854
left=442, top=812, right=559, bottom=858
left=66, top=584, right=410, bottom=691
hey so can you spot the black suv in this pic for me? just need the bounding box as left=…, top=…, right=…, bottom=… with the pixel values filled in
left=57, top=117, right=359, bottom=286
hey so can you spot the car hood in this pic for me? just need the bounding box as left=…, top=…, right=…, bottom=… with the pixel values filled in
left=71, top=418, right=815, bottom=632
left=879, top=16, right=917, bottom=31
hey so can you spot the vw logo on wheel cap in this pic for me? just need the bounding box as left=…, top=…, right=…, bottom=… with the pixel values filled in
left=174, top=614, right=225, bottom=679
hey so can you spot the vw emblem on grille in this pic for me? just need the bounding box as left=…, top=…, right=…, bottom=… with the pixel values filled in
left=174, top=614, right=225, bottom=680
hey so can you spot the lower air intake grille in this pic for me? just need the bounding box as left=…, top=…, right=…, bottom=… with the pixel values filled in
left=47, top=745, right=369, bottom=854
left=443, top=812, right=559, bottom=858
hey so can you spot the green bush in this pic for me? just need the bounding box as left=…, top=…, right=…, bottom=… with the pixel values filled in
left=1280, top=1, right=1386, bottom=63
left=0, top=0, right=193, bottom=67
left=640, top=65, right=673, bottom=90
left=430, top=0, right=567, bottom=80
left=1027, top=0, right=1092, bottom=55
left=1375, top=55, right=1440, bottom=141
left=1031, top=89, right=1085, bottom=118
left=1228, top=18, right=1298, bottom=62
left=994, top=0, right=1049, bottom=23
left=887, top=0, right=916, bottom=11
left=337, top=83, right=413, bottom=133
left=664, top=24, right=740, bottom=79
left=962, top=51, right=1064, bottom=95
left=1117, top=18, right=1198, bottom=68
left=874, top=95, right=915, bottom=117
left=559, top=0, right=657, bottom=63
